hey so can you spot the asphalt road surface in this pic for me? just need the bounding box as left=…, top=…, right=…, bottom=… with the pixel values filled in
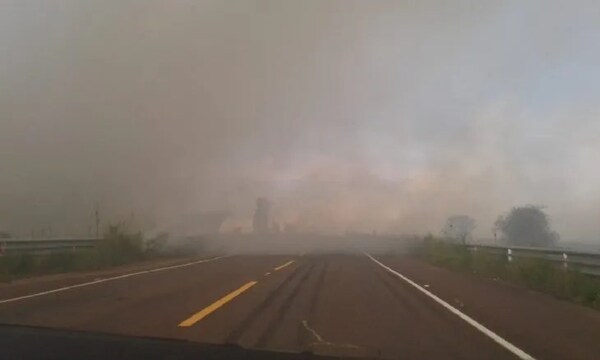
left=2, top=253, right=600, bottom=359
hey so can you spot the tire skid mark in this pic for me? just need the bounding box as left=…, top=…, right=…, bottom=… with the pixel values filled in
left=367, top=254, right=534, bottom=360
left=254, top=261, right=316, bottom=348
left=372, top=262, right=466, bottom=354
left=308, top=260, right=328, bottom=316
left=296, top=256, right=362, bottom=353
left=375, top=264, right=424, bottom=311
left=224, top=260, right=306, bottom=343
left=297, top=259, right=328, bottom=347
left=376, top=263, right=474, bottom=327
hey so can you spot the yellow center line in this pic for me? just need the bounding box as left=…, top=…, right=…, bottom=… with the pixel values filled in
left=178, top=281, right=257, bottom=327
left=274, top=260, right=295, bottom=271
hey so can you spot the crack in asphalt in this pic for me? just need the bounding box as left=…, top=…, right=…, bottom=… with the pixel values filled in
left=301, top=320, right=361, bottom=350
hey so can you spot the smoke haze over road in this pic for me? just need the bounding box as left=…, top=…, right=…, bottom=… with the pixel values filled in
left=1, top=1, right=599, bottom=239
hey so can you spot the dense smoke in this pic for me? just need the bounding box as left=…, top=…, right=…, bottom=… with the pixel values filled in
left=1, top=1, right=599, bottom=240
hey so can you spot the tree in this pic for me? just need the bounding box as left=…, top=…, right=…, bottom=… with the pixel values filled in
left=494, top=205, right=559, bottom=247
left=442, top=215, right=476, bottom=244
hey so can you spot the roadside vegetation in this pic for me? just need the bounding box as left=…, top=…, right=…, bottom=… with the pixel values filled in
left=416, top=235, right=600, bottom=310
left=494, top=205, right=559, bottom=247
left=0, top=225, right=170, bottom=282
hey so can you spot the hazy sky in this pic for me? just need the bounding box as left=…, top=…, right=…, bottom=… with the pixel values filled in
left=1, top=1, right=599, bottom=239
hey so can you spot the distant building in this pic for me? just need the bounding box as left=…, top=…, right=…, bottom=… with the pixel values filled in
left=252, top=197, right=270, bottom=234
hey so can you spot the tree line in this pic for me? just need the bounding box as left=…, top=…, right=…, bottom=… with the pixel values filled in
left=442, top=205, right=558, bottom=247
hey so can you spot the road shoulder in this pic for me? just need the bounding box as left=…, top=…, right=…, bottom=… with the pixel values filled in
left=377, top=255, right=600, bottom=360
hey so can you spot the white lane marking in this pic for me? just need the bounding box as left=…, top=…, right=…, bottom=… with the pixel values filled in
left=365, top=253, right=535, bottom=360
left=0, top=256, right=227, bottom=305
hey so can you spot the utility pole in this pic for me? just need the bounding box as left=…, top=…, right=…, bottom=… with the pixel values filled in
left=95, top=202, right=100, bottom=239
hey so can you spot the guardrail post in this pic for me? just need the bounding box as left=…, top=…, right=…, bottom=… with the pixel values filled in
left=562, top=252, right=568, bottom=269
left=507, top=248, right=512, bottom=262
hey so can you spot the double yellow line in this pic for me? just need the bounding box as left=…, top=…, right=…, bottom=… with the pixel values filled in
left=178, top=259, right=296, bottom=328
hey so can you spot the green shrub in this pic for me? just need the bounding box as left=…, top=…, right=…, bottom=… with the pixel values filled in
left=95, top=225, right=145, bottom=266
left=421, top=237, right=472, bottom=270
left=144, top=232, right=168, bottom=255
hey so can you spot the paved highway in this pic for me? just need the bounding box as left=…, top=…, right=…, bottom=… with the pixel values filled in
left=2, top=253, right=600, bottom=359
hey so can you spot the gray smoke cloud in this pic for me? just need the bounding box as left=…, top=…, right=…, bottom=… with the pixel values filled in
left=1, top=1, right=599, bottom=240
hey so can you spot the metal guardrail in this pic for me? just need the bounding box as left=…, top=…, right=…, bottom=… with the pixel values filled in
left=465, top=243, right=600, bottom=276
left=0, top=238, right=103, bottom=255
